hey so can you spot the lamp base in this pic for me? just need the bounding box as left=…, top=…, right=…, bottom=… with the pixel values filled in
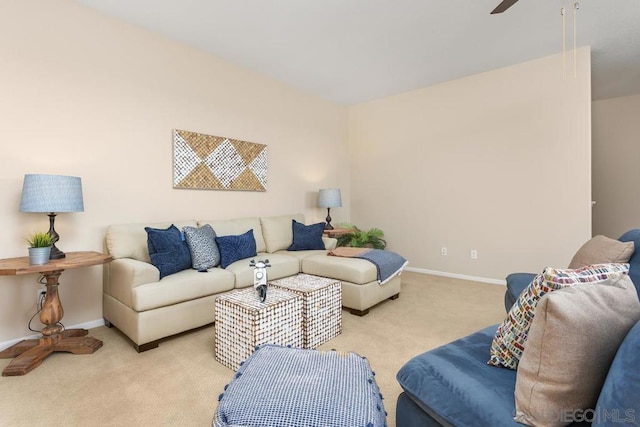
left=324, top=208, right=334, bottom=230
left=47, top=212, right=66, bottom=259
left=49, top=245, right=66, bottom=259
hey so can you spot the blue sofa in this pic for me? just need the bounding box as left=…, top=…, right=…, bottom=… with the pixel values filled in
left=396, top=230, right=640, bottom=427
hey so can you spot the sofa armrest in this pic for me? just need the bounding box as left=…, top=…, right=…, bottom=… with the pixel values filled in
left=104, top=258, right=160, bottom=307
left=504, top=273, right=536, bottom=312
left=323, top=237, right=337, bottom=250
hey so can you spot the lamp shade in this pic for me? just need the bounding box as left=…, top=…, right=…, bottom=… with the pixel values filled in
left=318, top=188, right=342, bottom=208
left=20, top=174, right=84, bottom=213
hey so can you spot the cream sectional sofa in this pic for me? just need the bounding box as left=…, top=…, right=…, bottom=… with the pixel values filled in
left=103, top=214, right=402, bottom=352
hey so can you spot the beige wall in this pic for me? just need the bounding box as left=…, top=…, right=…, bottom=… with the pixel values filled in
left=592, top=94, right=640, bottom=238
left=349, top=48, right=592, bottom=280
left=0, top=0, right=349, bottom=343
left=0, top=1, right=597, bottom=345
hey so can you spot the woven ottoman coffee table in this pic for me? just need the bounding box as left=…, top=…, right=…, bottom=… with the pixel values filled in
left=214, top=288, right=303, bottom=370
left=269, top=274, right=342, bottom=349
left=213, top=344, right=387, bottom=427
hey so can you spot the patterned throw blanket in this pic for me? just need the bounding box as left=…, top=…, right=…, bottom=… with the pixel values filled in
left=328, top=247, right=408, bottom=285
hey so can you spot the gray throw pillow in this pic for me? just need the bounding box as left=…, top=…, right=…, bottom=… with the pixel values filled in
left=568, top=235, right=634, bottom=269
left=183, top=224, right=220, bottom=271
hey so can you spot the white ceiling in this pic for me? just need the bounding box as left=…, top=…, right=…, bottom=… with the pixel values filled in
left=75, top=0, right=640, bottom=105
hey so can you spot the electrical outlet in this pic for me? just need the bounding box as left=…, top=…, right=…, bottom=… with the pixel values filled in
left=470, top=250, right=478, bottom=260
left=37, top=288, right=46, bottom=308
left=441, top=247, right=448, bottom=256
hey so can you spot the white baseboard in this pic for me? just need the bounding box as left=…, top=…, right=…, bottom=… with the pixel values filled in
left=1, top=273, right=502, bottom=351
left=404, top=266, right=506, bottom=286
left=0, top=318, right=105, bottom=352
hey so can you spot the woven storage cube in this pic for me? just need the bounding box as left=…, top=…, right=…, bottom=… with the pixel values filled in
left=214, top=288, right=303, bottom=370
left=269, top=274, right=342, bottom=349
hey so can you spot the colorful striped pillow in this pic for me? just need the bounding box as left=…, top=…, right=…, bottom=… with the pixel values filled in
left=488, top=263, right=630, bottom=370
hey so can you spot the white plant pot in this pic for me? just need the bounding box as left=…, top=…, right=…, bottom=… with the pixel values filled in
left=28, top=247, right=51, bottom=265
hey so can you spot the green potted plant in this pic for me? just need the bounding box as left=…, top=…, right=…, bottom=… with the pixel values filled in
left=335, top=223, right=387, bottom=250
left=26, top=232, right=52, bottom=265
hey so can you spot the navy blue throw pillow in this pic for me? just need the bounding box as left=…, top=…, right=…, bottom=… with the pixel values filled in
left=215, top=229, right=258, bottom=269
left=288, top=220, right=326, bottom=251
left=145, top=224, right=192, bottom=279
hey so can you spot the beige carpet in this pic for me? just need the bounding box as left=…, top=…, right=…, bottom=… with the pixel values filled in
left=0, top=272, right=506, bottom=426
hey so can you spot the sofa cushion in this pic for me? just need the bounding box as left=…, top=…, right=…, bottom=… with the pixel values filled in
left=288, top=220, right=326, bottom=251
left=593, top=320, right=640, bottom=426
left=131, top=268, right=235, bottom=312
left=397, top=325, right=521, bottom=427
left=199, top=217, right=266, bottom=253
left=260, top=214, right=305, bottom=253
left=106, top=220, right=197, bottom=263
left=225, top=253, right=300, bottom=288
left=275, top=249, right=327, bottom=269
left=489, top=263, right=630, bottom=370
left=302, top=254, right=377, bottom=285
left=568, top=235, right=634, bottom=269
left=514, top=275, right=640, bottom=427
left=145, top=225, right=193, bottom=279
left=183, top=224, right=220, bottom=271
left=216, top=230, right=257, bottom=269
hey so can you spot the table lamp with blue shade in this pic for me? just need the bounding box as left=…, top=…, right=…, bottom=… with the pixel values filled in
left=20, top=174, right=84, bottom=259
left=318, top=188, right=342, bottom=230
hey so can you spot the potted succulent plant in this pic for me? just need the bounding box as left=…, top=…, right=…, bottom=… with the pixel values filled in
left=336, top=223, right=387, bottom=250
left=26, top=232, right=52, bottom=265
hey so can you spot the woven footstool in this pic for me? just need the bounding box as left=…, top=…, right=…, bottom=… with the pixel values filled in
left=213, top=344, right=387, bottom=427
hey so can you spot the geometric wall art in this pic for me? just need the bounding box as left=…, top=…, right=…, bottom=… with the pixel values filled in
left=173, top=129, right=267, bottom=191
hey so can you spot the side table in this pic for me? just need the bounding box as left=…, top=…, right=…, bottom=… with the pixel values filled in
left=214, top=287, right=303, bottom=370
left=0, top=251, right=112, bottom=376
left=269, top=274, right=342, bottom=349
left=323, top=228, right=354, bottom=238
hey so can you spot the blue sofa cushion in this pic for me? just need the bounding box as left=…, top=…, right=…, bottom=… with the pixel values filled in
left=145, top=224, right=192, bottom=279
left=288, top=220, right=325, bottom=251
left=593, top=320, right=640, bottom=427
left=396, top=325, right=522, bottom=427
left=215, top=229, right=257, bottom=269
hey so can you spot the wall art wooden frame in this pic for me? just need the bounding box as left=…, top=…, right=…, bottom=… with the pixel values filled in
left=173, top=129, right=267, bottom=191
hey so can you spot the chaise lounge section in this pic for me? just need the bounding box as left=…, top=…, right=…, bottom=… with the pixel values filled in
left=396, top=230, right=640, bottom=426
left=103, top=213, right=402, bottom=352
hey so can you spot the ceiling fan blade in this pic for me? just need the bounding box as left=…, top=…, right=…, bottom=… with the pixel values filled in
left=491, top=0, right=519, bottom=14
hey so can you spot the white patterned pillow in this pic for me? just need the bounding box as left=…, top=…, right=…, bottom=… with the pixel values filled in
left=488, top=263, right=630, bottom=370
left=183, top=225, right=220, bottom=271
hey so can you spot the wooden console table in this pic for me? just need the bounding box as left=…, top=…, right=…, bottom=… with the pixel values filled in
left=323, top=228, right=354, bottom=238
left=0, top=251, right=112, bottom=376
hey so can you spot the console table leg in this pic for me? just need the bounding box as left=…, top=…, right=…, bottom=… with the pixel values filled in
left=40, top=271, right=64, bottom=336
left=2, top=343, right=55, bottom=376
